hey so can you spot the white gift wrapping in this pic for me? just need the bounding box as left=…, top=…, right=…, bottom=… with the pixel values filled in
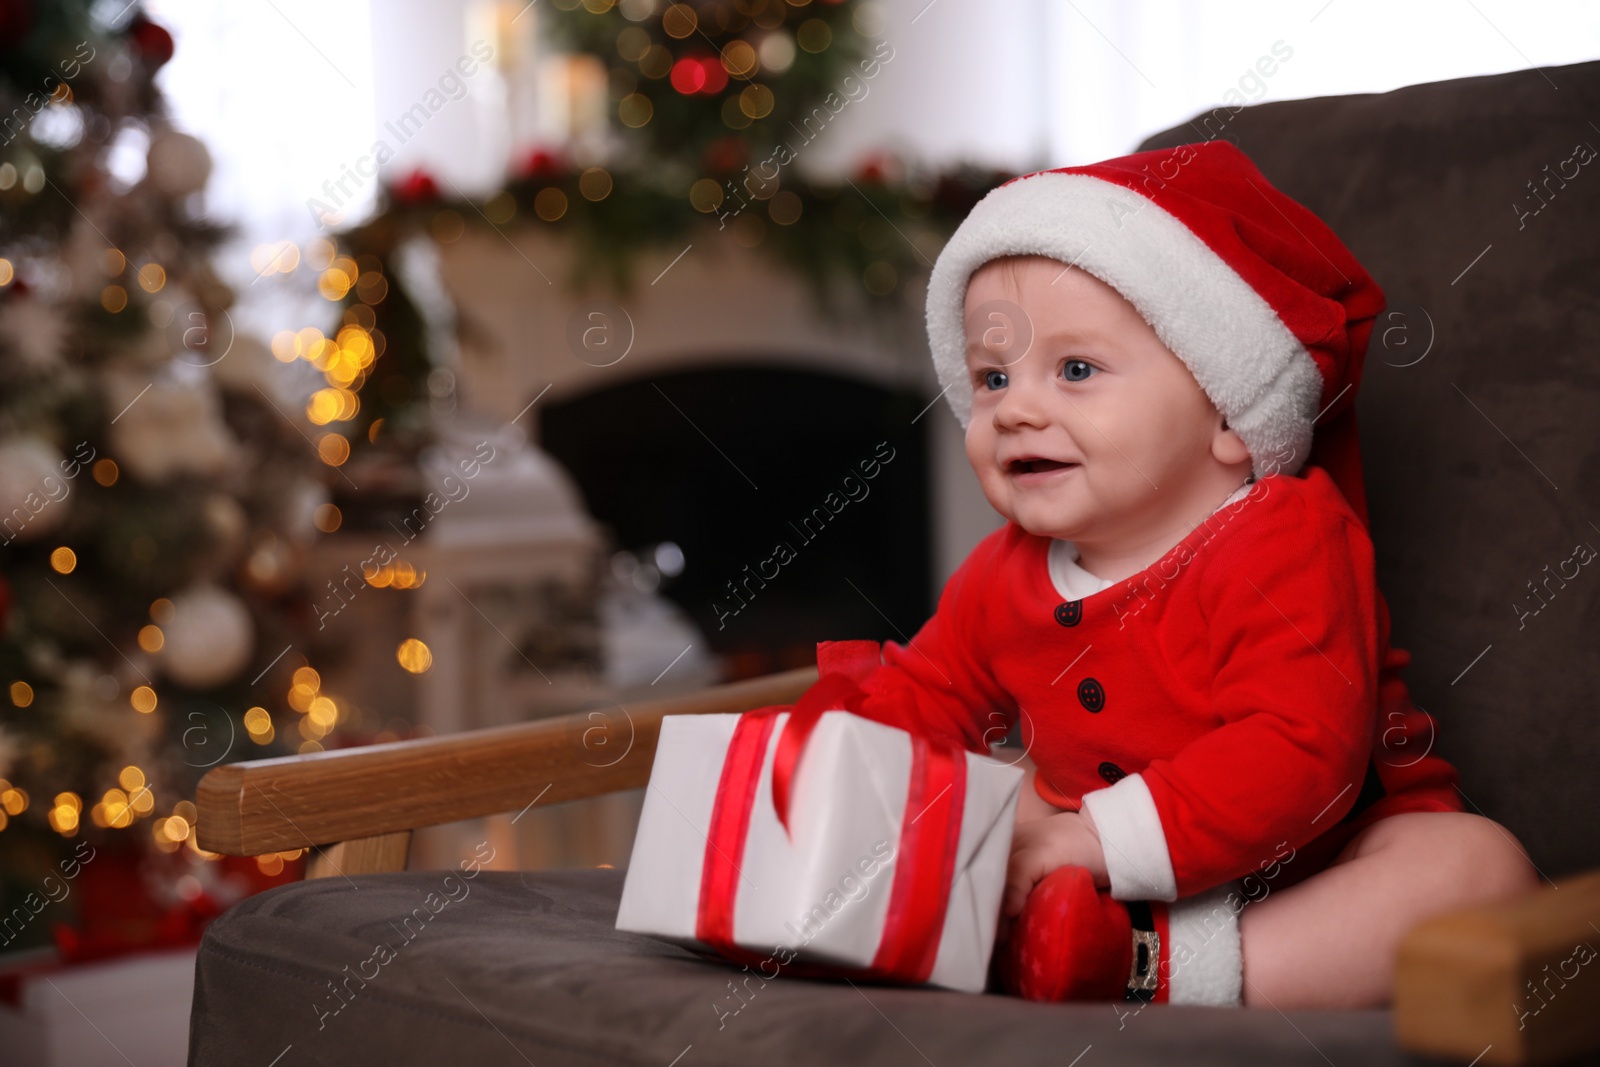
left=614, top=709, right=1024, bottom=993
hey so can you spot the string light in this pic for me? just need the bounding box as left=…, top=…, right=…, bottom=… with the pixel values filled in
left=396, top=638, right=432, bottom=674
left=304, top=237, right=336, bottom=270
left=535, top=187, right=568, bottom=221
left=270, top=330, right=298, bottom=361
left=0, top=783, right=28, bottom=815
left=689, top=179, right=723, bottom=213
left=287, top=668, right=341, bottom=746
left=363, top=560, right=425, bottom=588
left=244, top=706, right=274, bottom=744
left=796, top=17, right=832, bottom=52
left=661, top=3, right=697, bottom=37
left=579, top=167, right=613, bottom=201
left=618, top=92, right=653, bottom=127
left=48, top=792, right=81, bottom=835
left=485, top=192, right=517, bottom=224
left=316, top=432, right=350, bottom=466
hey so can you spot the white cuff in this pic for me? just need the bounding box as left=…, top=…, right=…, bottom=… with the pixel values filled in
left=1166, top=881, right=1244, bottom=1006
left=1079, top=773, right=1178, bottom=902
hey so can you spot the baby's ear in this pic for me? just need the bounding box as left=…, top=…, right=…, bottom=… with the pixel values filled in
left=1212, top=416, right=1252, bottom=467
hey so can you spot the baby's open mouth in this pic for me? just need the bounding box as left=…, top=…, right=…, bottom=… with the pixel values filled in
left=1007, top=458, right=1078, bottom=474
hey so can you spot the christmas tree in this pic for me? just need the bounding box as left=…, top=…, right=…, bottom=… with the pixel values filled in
left=0, top=0, right=320, bottom=958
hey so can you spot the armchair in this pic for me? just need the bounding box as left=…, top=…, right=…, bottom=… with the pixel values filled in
left=191, top=56, right=1600, bottom=1067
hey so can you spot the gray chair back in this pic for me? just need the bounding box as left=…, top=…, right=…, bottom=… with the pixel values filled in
left=1140, top=60, right=1600, bottom=879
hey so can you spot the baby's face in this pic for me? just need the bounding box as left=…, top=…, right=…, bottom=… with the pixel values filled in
left=962, top=255, right=1245, bottom=551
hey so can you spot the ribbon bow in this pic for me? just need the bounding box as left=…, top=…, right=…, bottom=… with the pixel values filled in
left=761, top=640, right=909, bottom=835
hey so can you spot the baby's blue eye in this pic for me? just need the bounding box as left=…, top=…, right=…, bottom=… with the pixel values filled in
left=1062, top=359, right=1096, bottom=382
left=982, top=369, right=1007, bottom=390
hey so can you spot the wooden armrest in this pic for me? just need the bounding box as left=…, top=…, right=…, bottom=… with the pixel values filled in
left=195, top=667, right=816, bottom=863
left=1395, top=868, right=1600, bottom=1066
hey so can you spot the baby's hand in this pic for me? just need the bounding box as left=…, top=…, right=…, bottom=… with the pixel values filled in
left=1002, top=810, right=1109, bottom=918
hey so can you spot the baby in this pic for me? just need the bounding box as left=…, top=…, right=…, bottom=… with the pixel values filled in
left=849, top=140, right=1537, bottom=1008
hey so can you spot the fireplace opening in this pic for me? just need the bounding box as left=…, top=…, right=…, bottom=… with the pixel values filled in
left=540, top=362, right=932, bottom=681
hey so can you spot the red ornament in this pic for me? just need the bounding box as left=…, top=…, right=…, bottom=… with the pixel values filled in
left=391, top=168, right=440, bottom=204
left=699, top=56, right=729, bottom=94
left=670, top=55, right=706, bottom=94
left=514, top=146, right=568, bottom=180
left=854, top=151, right=902, bottom=185
left=128, top=13, right=175, bottom=68
left=0, top=574, right=10, bottom=633
left=670, top=54, right=728, bottom=96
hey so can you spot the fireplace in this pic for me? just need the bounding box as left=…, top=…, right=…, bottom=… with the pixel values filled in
left=540, top=361, right=931, bottom=680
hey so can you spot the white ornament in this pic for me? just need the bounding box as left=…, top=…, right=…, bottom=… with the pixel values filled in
left=145, top=130, right=212, bottom=197
left=0, top=436, right=72, bottom=542
left=105, top=368, right=239, bottom=482
left=0, top=296, right=68, bottom=369
left=161, top=584, right=255, bottom=689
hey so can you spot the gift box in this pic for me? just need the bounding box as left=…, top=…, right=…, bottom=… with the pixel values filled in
left=615, top=641, right=1024, bottom=993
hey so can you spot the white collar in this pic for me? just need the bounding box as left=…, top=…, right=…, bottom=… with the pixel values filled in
left=1046, top=480, right=1255, bottom=602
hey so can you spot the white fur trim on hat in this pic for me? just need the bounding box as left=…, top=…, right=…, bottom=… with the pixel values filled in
left=924, top=172, right=1323, bottom=482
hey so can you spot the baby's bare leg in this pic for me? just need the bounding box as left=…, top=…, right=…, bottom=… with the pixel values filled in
left=1238, top=812, right=1540, bottom=1009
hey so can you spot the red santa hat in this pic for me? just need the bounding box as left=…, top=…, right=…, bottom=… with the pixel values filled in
left=924, top=139, right=1387, bottom=526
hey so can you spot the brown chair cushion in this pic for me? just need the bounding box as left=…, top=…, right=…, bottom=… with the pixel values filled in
left=189, top=868, right=1403, bottom=1066
left=1140, top=59, right=1600, bottom=879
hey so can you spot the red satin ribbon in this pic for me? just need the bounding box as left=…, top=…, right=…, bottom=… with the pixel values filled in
left=864, top=731, right=965, bottom=981
left=692, top=641, right=969, bottom=985
left=695, top=710, right=776, bottom=958
left=771, top=639, right=919, bottom=835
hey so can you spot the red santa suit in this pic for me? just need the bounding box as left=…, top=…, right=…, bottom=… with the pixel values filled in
left=873, top=139, right=1473, bottom=1001
left=855, top=464, right=1462, bottom=902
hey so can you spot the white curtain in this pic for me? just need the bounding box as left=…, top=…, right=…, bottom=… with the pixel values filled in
left=1045, top=0, right=1600, bottom=165
left=147, top=0, right=376, bottom=240
left=143, top=0, right=376, bottom=339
